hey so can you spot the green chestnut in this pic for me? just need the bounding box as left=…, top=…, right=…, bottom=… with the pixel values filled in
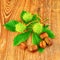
left=32, top=23, right=43, bottom=34
left=15, top=23, right=26, bottom=32
left=23, top=12, right=33, bottom=23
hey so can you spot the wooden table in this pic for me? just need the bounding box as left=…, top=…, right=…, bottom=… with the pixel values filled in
left=0, top=0, right=60, bottom=60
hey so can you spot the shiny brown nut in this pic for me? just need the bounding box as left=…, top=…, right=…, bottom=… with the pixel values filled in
left=44, top=37, right=53, bottom=46
left=20, top=42, right=27, bottom=50
left=28, top=45, right=38, bottom=52
left=40, top=32, right=48, bottom=39
left=39, top=41, right=46, bottom=48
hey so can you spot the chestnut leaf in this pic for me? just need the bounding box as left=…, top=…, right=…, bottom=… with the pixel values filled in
left=43, top=26, right=55, bottom=39
left=32, top=33, right=42, bottom=45
left=13, top=31, right=31, bottom=46
left=38, top=48, right=44, bottom=53
left=32, top=14, right=40, bottom=21
left=4, top=20, right=19, bottom=32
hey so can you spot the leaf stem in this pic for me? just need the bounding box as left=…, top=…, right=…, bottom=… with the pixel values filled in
left=26, top=20, right=39, bottom=27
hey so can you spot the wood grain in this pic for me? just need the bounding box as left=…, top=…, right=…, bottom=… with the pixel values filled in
left=0, top=0, right=60, bottom=60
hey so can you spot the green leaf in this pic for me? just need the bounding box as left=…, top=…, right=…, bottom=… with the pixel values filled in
left=43, top=27, right=55, bottom=39
left=4, top=20, right=19, bottom=32
left=32, top=33, right=42, bottom=45
left=32, top=14, right=40, bottom=21
left=14, top=31, right=31, bottom=46
left=44, top=25, right=49, bottom=28
left=38, top=48, right=44, bottom=53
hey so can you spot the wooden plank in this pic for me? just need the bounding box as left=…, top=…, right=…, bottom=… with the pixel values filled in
left=0, top=0, right=60, bottom=60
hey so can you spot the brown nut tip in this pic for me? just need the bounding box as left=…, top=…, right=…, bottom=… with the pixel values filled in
left=40, top=32, right=48, bottom=39
left=28, top=45, right=38, bottom=52
left=39, top=41, right=47, bottom=48
left=20, top=42, right=27, bottom=50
